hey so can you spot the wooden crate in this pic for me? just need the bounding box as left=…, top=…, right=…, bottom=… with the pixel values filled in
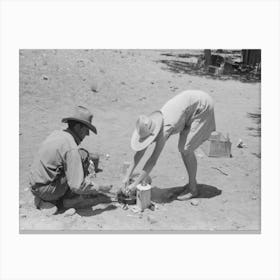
left=201, top=132, right=232, bottom=158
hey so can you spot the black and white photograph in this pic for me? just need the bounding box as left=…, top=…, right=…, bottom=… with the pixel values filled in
left=19, top=49, right=261, bottom=232
left=1, top=0, right=280, bottom=280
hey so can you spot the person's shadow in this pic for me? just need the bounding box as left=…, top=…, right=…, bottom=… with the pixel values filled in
left=56, top=194, right=117, bottom=217
left=151, top=184, right=222, bottom=204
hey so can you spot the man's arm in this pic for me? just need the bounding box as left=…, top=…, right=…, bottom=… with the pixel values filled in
left=65, top=149, right=98, bottom=195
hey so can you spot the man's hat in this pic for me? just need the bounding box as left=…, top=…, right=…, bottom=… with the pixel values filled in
left=62, top=106, right=97, bottom=134
left=130, top=111, right=163, bottom=151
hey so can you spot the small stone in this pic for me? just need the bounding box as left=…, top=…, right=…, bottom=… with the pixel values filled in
left=20, top=214, right=27, bottom=218
left=147, top=215, right=157, bottom=224
left=42, top=75, right=48, bottom=80
left=105, top=154, right=110, bottom=160
left=190, top=199, right=199, bottom=206
left=90, top=84, right=98, bottom=93
left=24, top=187, right=29, bottom=192
left=251, top=196, right=257, bottom=200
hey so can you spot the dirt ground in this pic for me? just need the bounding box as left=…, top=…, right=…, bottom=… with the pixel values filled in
left=19, top=49, right=261, bottom=232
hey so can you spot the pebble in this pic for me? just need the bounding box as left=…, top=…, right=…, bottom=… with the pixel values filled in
left=190, top=199, right=199, bottom=206
left=42, top=75, right=48, bottom=80
left=20, top=214, right=27, bottom=218
left=24, top=187, right=29, bottom=192
left=105, top=154, right=110, bottom=160
left=90, top=84, right=98, bottom=93
left=251, top=196, right=257, bottom=200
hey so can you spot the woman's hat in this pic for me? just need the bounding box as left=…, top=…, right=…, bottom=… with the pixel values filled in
left=61, top=106, right=97, bottom=134
left=131, top=111, right=163, bottom=151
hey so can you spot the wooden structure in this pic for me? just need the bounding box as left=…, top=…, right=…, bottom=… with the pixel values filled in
left=201, top=132, right=232, bottom=158
left=241, top=49, right=261, bottom=66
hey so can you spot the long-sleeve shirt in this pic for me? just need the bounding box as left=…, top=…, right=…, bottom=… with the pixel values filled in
left=29, top=130, right=85, bottom=192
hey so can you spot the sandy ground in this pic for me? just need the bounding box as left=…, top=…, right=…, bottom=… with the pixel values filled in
left=19, top=49, right=261, bottom=232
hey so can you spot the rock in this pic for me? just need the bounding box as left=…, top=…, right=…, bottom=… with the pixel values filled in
left=42, top=75, right=48, bottom=80
left=90, top=84, right=98, bottom=93
left=190, top=199, right=199, bottom=206
left=20, top=214, right=27, bottom=218
left=251, top=196, right=257, bottom=200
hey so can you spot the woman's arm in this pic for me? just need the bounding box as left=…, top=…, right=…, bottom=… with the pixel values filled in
left=127, top=130, right=166, bottom=192
left=122, top=148, right=147, bottom=185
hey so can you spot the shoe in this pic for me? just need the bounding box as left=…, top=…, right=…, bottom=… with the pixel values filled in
left=177, top=190, right=199, bottom=201
left=40, top=201, right=58, bottom=215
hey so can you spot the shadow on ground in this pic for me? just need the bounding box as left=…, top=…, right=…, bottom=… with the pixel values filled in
left=247, top=111, right=261, bottom=137
left=156, top=58, right=261, bottom=84
left=57, top=194, right=117, bottom=217
left=76, top=204, right=117, bottom=217
left=151, top=184, right=222, bottom=204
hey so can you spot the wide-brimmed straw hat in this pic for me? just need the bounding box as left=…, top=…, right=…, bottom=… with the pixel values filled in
left=61, top=106, right=97, bottom=134
left=131, top=111, right=163, bottom=151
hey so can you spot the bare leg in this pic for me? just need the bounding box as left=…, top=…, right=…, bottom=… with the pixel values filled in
left=177, top=150, right=199, bottom=200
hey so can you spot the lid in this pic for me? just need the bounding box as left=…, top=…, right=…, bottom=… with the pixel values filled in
left=136, top=184, right=152, bottom=191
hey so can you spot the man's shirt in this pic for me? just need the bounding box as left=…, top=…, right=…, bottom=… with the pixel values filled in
left=29, top=130, right=84, bottom=191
